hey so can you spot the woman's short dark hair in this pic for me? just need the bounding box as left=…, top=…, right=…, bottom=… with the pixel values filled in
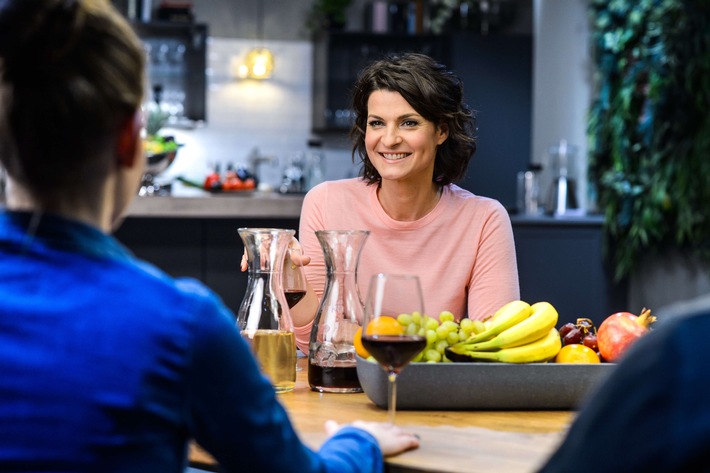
left=0, top=0, right=145, bottom=206
left=349, top=52, right=476, bottom=186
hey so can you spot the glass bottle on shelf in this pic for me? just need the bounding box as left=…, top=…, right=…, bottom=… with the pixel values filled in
left=306, top=138, right=326, bottom=191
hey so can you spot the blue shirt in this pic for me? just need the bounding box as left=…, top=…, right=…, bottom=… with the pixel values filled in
left=0, top=210, right=382, bottom=473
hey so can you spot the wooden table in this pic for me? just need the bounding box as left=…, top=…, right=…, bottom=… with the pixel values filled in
left=189, top=358, right=573, bottom=472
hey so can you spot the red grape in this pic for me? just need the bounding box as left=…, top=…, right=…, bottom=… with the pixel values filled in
left=582, top=334, right=598, bottom=351
left=562, top=327, right=583, bottom=346
left=558, top=323, right=576, bottom=339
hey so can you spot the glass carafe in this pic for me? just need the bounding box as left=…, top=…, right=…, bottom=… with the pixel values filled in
left=237, top=228, right=297, bottom=393
left=308, top=230, right=370, bottom=393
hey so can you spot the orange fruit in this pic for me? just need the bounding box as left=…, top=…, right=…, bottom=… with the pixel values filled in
left=354, top=326, right=370, bottom=358
left=554, top=344, right=601, bottom=363
left=354, top=316, right=405, bottom=359
left=365, top=316, right=405, bottom=336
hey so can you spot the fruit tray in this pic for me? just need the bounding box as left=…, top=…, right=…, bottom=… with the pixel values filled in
left=356, top=355, right=617, bottom=410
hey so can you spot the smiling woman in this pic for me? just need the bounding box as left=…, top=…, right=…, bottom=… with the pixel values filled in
left=291, top=52, right=520, bottom=358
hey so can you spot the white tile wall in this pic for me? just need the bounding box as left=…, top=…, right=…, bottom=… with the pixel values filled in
left=159, top=37, right=356, bottom=195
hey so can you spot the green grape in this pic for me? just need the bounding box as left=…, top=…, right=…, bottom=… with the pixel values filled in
left=417, top=327, right=426, bottom=337
left=435, top=340, right=448, bottom=354
left=446, top=331, right=460, bottom=345
left=459, top=318, right=475, bottom=334
left=397, top=313, right=412, bottom=326
left=424, top=348, right=442, bottom=362
left=442, top=320, right=459, bottom=332
left=435, top=325, right=450, bottom=339
left=425, top=317, right=440, bottom=330
left=411, top=312, right=422, bottom=325
left=458, top=330, right=469, bottom=342
left=425, top=329, right=437, bottom=345
left=471, top=319, right=487, bottom=334
left=439, top=311, right=455, bottom=323
left=412, top=350, right=424, bottom=363
left=406, top=323, right=419, bottom=335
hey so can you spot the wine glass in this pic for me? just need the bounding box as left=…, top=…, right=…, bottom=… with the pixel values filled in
left=362, top=273, right=426, bottom=424
left=282, top=242, right=307, bottom=309
left=283, top=241, right=308, bottom=371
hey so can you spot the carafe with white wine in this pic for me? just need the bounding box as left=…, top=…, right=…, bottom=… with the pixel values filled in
left=237, top=228, right=297, bottom=393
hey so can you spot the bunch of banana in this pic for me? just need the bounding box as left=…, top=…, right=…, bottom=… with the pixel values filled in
left=445, top=301, right=561, bottom=363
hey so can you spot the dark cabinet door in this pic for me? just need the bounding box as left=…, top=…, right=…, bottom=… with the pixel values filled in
left=512, top=217, right=628, bottom=327
left=450, top=31, right=533, bottom=211
left=312, top=32, right=451, bottom=132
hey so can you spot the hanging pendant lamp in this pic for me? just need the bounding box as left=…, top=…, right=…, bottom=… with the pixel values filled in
left=240, top=0, right=274, bottom=79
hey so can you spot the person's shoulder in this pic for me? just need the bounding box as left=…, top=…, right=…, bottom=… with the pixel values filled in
left=657, top=293, right=710, bottom=323
left=651, top=295, right=710, bottom=348
left=446, top=184, right=509, bottom=215
left=311, top=177, right=368, bottom=191
left=131, top=258, right=228, bottom=315
left=305, top=177, right=370, bottom=201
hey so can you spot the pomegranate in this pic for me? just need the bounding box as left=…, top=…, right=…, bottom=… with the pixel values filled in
left=597, top=308, right=655, bottom=362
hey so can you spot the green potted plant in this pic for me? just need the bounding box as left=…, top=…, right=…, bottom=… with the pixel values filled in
left=306, top=0, right=352, bottom=36
left=587, top=0, right=710, bottom=283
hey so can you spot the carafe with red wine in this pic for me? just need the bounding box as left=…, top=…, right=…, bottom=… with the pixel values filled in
left=308, top=230, right=370, bottom=393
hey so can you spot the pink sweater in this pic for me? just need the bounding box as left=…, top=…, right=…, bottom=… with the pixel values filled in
left=294, top=178, right=520, bottom=353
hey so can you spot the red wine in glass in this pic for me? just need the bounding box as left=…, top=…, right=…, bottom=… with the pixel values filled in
left=363, top=273, right=425, bottom=425
left=361, top=335, right=426, bottom=373
left=284, top=289, right=306, bottom=308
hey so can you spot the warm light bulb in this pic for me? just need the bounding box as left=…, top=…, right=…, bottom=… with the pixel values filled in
left=243, top=48, right=274, bottom=79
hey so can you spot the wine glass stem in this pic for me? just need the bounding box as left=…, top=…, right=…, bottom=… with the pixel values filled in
left=388, top=372, right=397, bottom=425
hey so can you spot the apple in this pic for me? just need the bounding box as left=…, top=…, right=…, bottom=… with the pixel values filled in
left=597, top=309, right=655, bottom=362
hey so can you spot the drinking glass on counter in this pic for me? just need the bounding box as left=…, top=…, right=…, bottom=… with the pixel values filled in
left=283, top=242, right=307, bottom=372
left=362, top=273, right=426, bottom=425
left=237, top=228, right=297, bottom=393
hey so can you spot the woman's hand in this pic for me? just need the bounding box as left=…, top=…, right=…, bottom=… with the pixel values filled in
left=324, top=420, right=420, bottom=457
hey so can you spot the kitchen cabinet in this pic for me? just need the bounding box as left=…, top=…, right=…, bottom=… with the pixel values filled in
left=312, top=32, right=451, bottom=132
left=115, top=216, right=300, bottom=314
left=115, top=194, right=303, bottom=314
left=132, top=21, right=208, bottom=123
left=512, top=215, right=628, bottom=327
left=116, top=198, right=627, bottom=328
left=450, top=31, right=533, bottom=211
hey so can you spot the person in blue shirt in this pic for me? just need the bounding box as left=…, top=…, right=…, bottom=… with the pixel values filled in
left=0, top=1, right=419, bottom=472
left=538, top=295, right=710, bottom=472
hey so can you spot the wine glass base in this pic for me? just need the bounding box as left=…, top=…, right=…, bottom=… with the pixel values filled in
left=310, top=386, right=363, bottom=394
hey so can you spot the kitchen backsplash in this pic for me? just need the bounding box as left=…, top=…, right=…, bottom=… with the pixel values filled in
left=160, top=37, right=356, bottom=195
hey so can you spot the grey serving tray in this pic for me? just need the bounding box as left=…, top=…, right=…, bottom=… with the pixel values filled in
left=356, top=355, right=617, bottom=410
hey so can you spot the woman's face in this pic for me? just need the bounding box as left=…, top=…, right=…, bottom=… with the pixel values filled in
left=364, top=89, right=448, bottom=186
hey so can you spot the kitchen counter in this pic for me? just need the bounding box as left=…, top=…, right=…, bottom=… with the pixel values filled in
left=117, top=196, right=625, bottom=326
left=510, top=213, right=604, bottom=226
left=126, top=192, right=304, bottom=219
